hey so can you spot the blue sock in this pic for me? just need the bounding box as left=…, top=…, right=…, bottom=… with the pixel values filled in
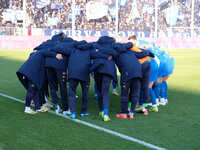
left=149, top=88, right=156, bottom=105
left=104, top=108, right=109, bottom=115
left=70, top=112, right=76, bottom=119
left=163, top=81, right=168, bottom=99
left=54, top=103, right=58, bottom=108
left=112, top=81, right=117, bottom=89
left=153, top=83, right=161, bottom=99
left=160, top=81, right=165, bottom=99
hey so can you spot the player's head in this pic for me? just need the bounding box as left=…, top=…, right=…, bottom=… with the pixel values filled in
left=60, top=32, right=66, bottom=40
left=128, top=35, right=137, bottom=45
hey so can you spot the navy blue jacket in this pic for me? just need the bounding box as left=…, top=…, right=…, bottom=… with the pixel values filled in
left=67, top=41, right=92, bottom=82
left=51, top=40, right=111, bottom=82
left=51, top=38, right=75, bottom=55
left=89, top=46, right=114, bottom=72
left=33, top=33, right=63, bottom=51
left=113, top=43, right=142, bottom=83
left=16, top=50, right=57, bottom=90
left=33, top=40, right=52, bottom=51
left=92, top=36, right=118, bottom=82
left=45, top=37, right=74, bottom=70
left=51, top=33, right=64, bottom=41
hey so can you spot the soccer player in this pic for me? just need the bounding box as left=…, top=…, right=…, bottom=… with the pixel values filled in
left=113, top=42, right=153, bottom=119
left=112, top=65, right=119, bottom=96
left=154, top=51, right=175, bottom=105
left=45, top=34, right=71, bottom=115
left=148, top=56, right=160, bottom=112
left=92, top=36, right=118, bottom=121
left=66, top=40, right=92, bottom=119
left=16, top=49, right=62, bottom=114
left=128, top=35, right=152, bottom=115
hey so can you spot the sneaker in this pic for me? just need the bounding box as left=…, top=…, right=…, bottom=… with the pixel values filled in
left=159, top=98, right=166, bottom=106
left=24, top=108, right=37, bottom=114
left=142, top=109, right=149, bottom=115
left=70, top=113, right=76, bottom=119
left=43, top=103, right=53, bottom=108
left=135, top=105, right=143, bottom=112
left=36, top=108, right=45, bottom=113
left=149, top=105, right=158, bottom=112
left=103, top=115, right=110, bottom=122
left=99, top=111, right=104, bottom=118
left=128, top=113, right=134, bottom=119
left=165, top=99, right=168, bottom=104
left=112, top=90, right=119, bottom=96
left=146, top=103, right=152, bottom=106
left=37, top=106, right=49, bottom=112
left=63, top=109, right=71, bottom=115
left=116, top=113, right=127, bottom=119
left=80, top=112, right=89, bottom=117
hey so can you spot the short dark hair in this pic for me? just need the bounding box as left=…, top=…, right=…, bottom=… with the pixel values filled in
left=128, top=35, right=137, bottom=40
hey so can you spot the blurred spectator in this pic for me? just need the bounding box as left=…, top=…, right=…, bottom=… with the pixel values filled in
left=0, top=0, right=23, bottom=27
left=0, top=0, right=199, bottom=33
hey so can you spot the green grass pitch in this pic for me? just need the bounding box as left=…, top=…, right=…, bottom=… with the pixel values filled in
left=0, top=49, right=200, bottom=150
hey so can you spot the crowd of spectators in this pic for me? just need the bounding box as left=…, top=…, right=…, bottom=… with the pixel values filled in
left=194, top=0, right=200, bottom=27
left=25, top=0, right=72, bottom=29
left=0, top=0, right=23, bottom=27
left=74, top=0, right=116, bottom=31
left=0, top=0, right=199, bottom=32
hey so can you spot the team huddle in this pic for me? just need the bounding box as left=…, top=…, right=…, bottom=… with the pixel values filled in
left=16, top=33, right=175, bottom=121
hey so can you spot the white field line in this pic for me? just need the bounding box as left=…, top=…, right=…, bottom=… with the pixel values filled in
left=0, top=92, right=166, bottom=150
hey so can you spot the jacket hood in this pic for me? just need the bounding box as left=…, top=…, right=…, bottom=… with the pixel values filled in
left=97, top=36, right=115, bottom=45
left=62, top=37, right=74, bottom=43
left=74, top=40, right=92, bottom=50
left=125, top=42, right=133, bottom=49
left=51, top=32, right=64, bottom=41
left=113, top=42, right=133, bottom=53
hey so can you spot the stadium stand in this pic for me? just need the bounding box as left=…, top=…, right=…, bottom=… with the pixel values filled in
left=0, top=0, right=199, bottom=35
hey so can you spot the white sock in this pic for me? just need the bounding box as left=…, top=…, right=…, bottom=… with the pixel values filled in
left=156, top=98, right=159, bottom=103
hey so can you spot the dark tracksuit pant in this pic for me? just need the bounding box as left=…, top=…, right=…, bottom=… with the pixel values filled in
left=139, top=62, right=151, bottom=105
left=94, top=73, right=112, bottom=112
left=46, top=68, right=68, bottom=111
left=25, top=80, right=41, bottom=110
left=121, top=78, right=141, bottom=113
left=68, top=79, right=90, bottom=114
left=43, top=78, right=50, bottom=98
left=39, top=90, right=46, bottom=105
